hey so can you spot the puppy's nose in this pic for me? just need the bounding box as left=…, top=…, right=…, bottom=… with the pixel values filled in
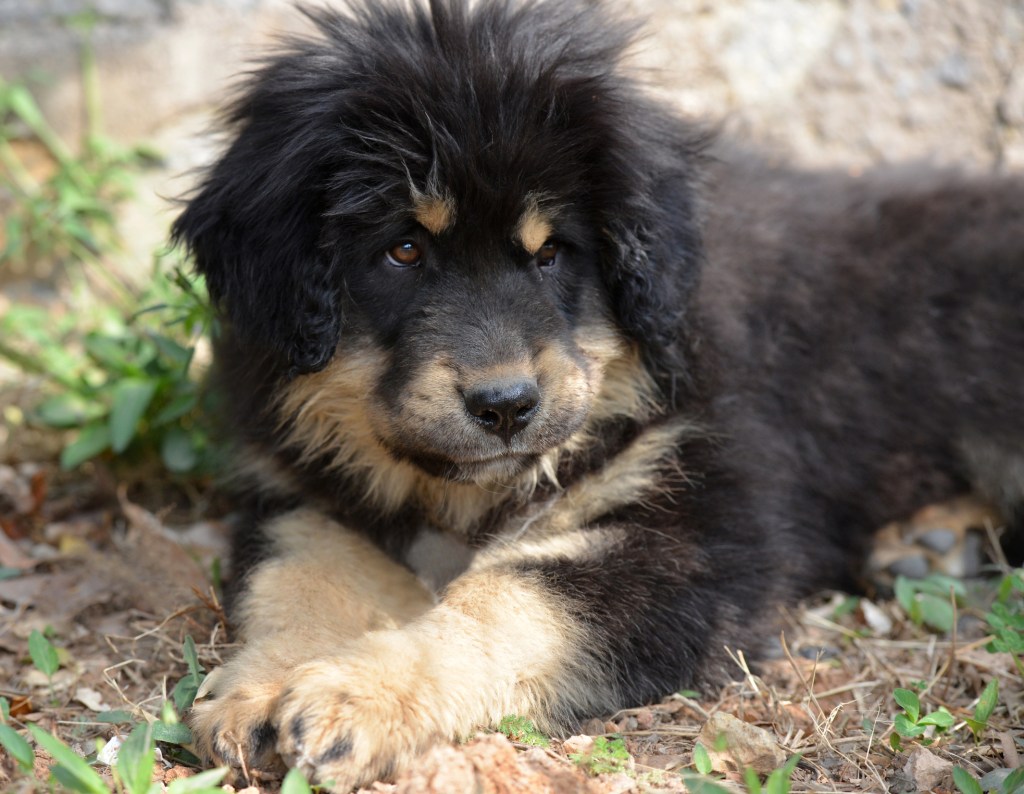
left=464, top=378, right=540, bottom=442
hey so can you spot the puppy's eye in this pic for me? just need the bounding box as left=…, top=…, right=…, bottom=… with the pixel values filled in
left=386, top=241, right=422, bottom=267
left=536, top=240, right=559, bottom=267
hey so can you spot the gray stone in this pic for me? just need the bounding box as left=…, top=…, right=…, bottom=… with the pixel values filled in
left=915, top=528, right=958, bottom=554
left=938, top=52, right=972, bottom=89
left=888, top=554, right=930, bottom=580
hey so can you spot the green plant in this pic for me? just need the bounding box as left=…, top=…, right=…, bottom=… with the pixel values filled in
left=0, top=696, right=34, bottom=775
left=964, top=679, right=999, bottom=741
left=27, top=718, right=228, bottom=794
left=985, top=568, right=1024, bottom=676
left=0, top=261, right=215, bottom=474
left=894, top=573, right=965, bottom=633
left=681, top=754, right=802, bottom=794
left=742, top=754, right=801, bottom=794
left=171, top=635, right=207, bottom=713
left=889, top=688, right=954, bottom=750
left=0, top=12, right=156, bottom=275
left=281, top=768, right=315, bottom=794
left=569, top=735, right=631, bottom=775
left=692, top=741, right=713, bottom=775
left=496, top=715, right=550, bottom=747
left=28, top=628, right=60, bottom=682
left=954, top=766, right=1024, bottom=794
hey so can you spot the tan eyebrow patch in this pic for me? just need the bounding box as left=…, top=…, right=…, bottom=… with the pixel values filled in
left=411, top=190, right=455, bottom=235
left=516, top=202, right=554, bottom=254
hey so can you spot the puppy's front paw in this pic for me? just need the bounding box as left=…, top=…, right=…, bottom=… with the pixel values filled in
left=189, top=654, right=288, bottom=778
left=274, top=640, right=443, bottom=790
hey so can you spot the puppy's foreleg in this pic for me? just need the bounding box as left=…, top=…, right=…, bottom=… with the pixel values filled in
left=189, top=508, right=431, bottom=773
left=272, top=525, right=764, bottom=789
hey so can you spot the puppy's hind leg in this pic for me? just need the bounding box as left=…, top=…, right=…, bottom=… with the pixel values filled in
left=190, top=508, right=432, bottom=777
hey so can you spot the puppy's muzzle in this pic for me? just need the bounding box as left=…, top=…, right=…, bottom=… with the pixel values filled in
left=463, top=377, right=540, bottom=444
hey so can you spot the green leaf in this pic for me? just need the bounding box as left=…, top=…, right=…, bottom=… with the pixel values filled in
left=744, top=766, right=762, bottom=794
left=95, top=710, right=133, bottom=724
left=84, top=333, right=134, bottom=373
left=979, top=769, right=1014, bottom=792
left=894, top=714, right=927, bottom=738
left=0, top=695, right=9, bottom=720
left=151, top=720, right=192, bottom=745
left=28, top=725, right=108, bottom=794
left=0, top=724, right=34, bottom=771
left=151, top=391, right=197, bottom=426
left=182, top=635, right=203, bottom=679
left=953, top=767, right=984, bottom=794
left=917, top=593, right=955, bottom=632
left=974, top=679, right=998, bottom=726
left=109, top=378, right=157, bottom=453
left=149, top=333, right=193, bottom=369
left=678, top=772, right=734, bottom=794
left=117, top=724, right=156, bottom=794
left=894, top=576, right=916, bottom=615
left=281, top=767, right=314, bottom=794
left=764, top=755, right=802, bottom=794
left=166, top=768, right=230, bottom=794
left=35, top=393, right=104, bottom=428
left=28, top=629, right=60, bottom=677
left=918, top=708, right=954, bottom=729
left=171, top=675, right=202, bottom=713
left=693, top=741, right=712, bottom=775
left=160, top=426, right=199, bottom=473
left=61, top=421, right=111, bottom=469
left=893, top=689, right=920, bottom=723
left=1003, top=767, right=1024, bottom=794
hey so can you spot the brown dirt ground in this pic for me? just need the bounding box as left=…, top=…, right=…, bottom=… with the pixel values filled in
left=0, top=458, right=1021, bottom=794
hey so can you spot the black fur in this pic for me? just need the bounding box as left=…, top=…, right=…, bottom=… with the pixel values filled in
left=173, top=0, right=1024, bottom=780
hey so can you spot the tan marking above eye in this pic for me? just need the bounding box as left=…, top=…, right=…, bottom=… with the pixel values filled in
left=411, top=192, right=455, bottom=235
left=387, top=242, right=422, bottom=267
left=517, top=202, right=554, bottom=254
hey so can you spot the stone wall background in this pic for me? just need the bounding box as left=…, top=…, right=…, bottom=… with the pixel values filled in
left=1, top=0, right=1022, bottom=171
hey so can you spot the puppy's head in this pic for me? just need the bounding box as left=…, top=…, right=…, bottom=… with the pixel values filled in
left=174, top=0, right=706, bottom=485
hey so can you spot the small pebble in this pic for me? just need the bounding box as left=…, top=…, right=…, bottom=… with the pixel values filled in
left=562, top=734, right=595, bottom=756
left=915, top=528, right=957, bottom=554
left=798, top=645, right=839, bottom=660
left=582, top=717, right=607, bottom=736
left=888, top=554, right=929, bottom=579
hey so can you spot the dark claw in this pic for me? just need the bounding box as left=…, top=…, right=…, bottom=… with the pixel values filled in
left=248, top=720, right=278, bottom=762
left=212, top=732, right=242, bottom=767
left=289, top=715, right=306, bottom=746
left=316, top=735, right=353, bottom=764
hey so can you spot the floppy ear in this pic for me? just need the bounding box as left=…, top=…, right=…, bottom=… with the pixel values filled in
left=603, top=131, right=707, bottom=404
left=171, top=77, right=341, bottom=376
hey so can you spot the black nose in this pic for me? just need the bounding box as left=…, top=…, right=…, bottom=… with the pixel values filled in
left=463, top=378, right=540, bottom=442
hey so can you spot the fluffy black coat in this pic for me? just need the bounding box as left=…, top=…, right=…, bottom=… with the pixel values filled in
left=172, top=0, right=1024, bottom=786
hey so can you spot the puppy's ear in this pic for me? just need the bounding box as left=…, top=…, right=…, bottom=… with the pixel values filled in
left=172, top=86, right=340, bottom=376
left=603, top=131, right=707, bottom=404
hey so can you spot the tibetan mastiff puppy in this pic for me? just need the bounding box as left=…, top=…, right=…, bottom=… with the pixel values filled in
left=173, top=0, right=1024, bottom=788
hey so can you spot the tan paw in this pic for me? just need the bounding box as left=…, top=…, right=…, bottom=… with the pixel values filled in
left=273, top=641, right=443, bottom=790
left=189, top=656, right=288, bottom=778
